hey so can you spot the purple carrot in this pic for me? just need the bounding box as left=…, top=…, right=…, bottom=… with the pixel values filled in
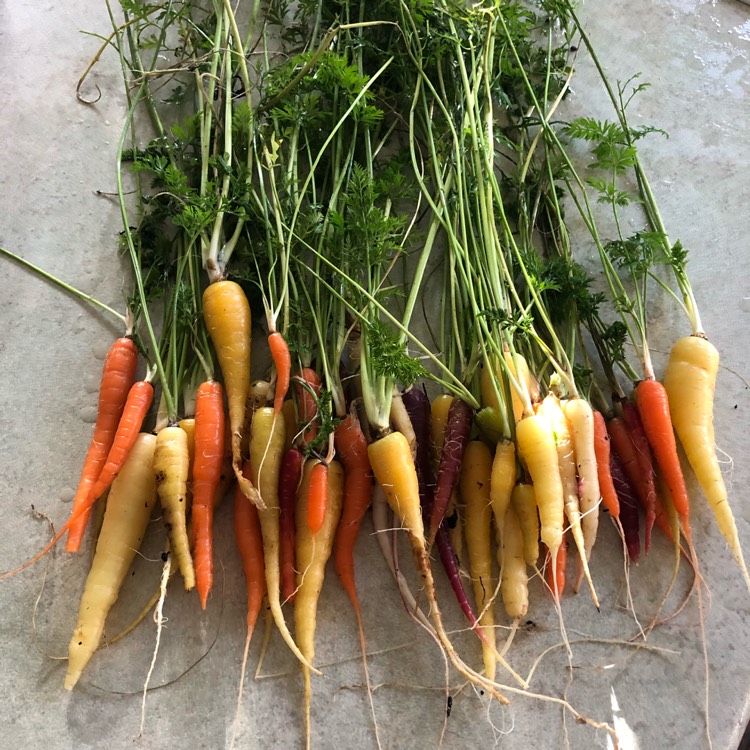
left=621, top=399, right=657, bottom=553
left=401, top=389, right=482, bottom=632
left=278, top=447, right=303, bottom=602
left=429, top=398, right=473, bottom=545
left=400, top=388, right=434, bottom=508
left=609, top=448, right=641, bottom=564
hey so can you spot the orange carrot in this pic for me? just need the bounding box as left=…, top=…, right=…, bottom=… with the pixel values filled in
left=636, top=379, right=692, bottom=538
left=592, top=411, right=620, bottom=518
left=545, top=532, right=568, bottom=598
left=307, top=461, right=328, bottom=534
left=192, top=381, right=226, bottom=609
left=269, top=332, right=291, bottom=416
left=295, top=368, right=321, bottom=448
left=234, top=461, right=266, bottom=630
left=87, top=380, right=154, bottom=504
left=279, top=447, right=304, bottom=602
left=231, top=460, right=267, bottom=741
left=66, top=337, right=138, bottom=552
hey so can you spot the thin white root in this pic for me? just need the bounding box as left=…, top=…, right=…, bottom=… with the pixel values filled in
left=139, top=554, right=171, bottom=737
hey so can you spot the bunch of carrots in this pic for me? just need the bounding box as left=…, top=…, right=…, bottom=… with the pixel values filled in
left=1, top=0, right=746, bottom=746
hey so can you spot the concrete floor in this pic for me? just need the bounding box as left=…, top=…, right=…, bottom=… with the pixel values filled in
left=1, top=1, right=749, bottom=748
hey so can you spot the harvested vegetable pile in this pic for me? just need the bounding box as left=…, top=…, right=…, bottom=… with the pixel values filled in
left=2, top=1, right=749, bottom=748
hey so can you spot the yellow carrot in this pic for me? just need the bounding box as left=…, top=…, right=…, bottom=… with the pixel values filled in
left=368, top=431, right=522, bottom=699
left=664, top=335, right=750, bottom=589
left=563, top=398, right=600, bottom=564
left=154, top=425, right=194, bottom=590
left=510, top=483, right=539, bottom=567
left=460, top=441, right=497, bottom=681
left=203, top=280, right=260, bottom=506
left=431, top=394, right=453, bottom=456
left=295, top=460, right=344, bottom=748
left=515, top=414, right=564, bottom=598
left=250, top=407, right=318, bottom=672
left=65, top=434, right=157, bottom=689
left=539, top=395, right=598, bottom=608
left=500, top=504, right=528, bottom=619
left=178, top=417, right=196, bottom=483
left=489, top=438, right=516, bottom=539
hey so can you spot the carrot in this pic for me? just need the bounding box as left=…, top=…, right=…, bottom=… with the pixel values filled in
left=281, top=399, right=297, bottom=452
left=333, top=414, right=373, bottom=606
left=489, top=438, right=516, bottom=539
left=539, top=395, right=598, bottom=607
left=268, top=331, right=291, bottom=416
left=192, top=381, right=226, bottom=608
left=307, top=460, right=328, bottom=534
left=295, top=459, right=344, bottom=748
left=231, top=460, right=267, bottom=743
left=592, top=411, right=620, bottom=517
left=65, top=433, right=157, bottom=689
left=563, top=398, right=600, bottom=564
left=295, top=367, right=321, bottom=448
left=331, top=412, right=380, bottom=742
left=665, top=336, right=750, bottom=586
left=544, top=532, right=568, bottom=599
left=390, top=393, right=417, bottom=459
left=155, top=425, right=195, bottom=590
left=635, top=379, right=691, bottom=539
left=178, top=417, right=196, bottom=488
left=279, top=447, right=304, bottom=603
left=250, top=406, right=317, bottom=671
left=607, top=416, right=656, bottom=536
left=86, top=379, right=154, bottom=506
left=511, top=483, right=540, bottom=567
left=609, top=447, right=640, bottom=563
left=461, top=440, right=497, bottom=681
left=66, top=336, right=137, bottom=552
left=429, top=394, right=466, bottom=554
left=403, top=389, right=481, bottom=629
left=621, top=399, right=657, bottom=552
left=430, top=393, right=453, bottom=456
left=203, top=280, right=258, bottom=505
left=501, top=503, right=529, bottom=619
left=368, top=431, right=520, bottom=700
left=515, top=413, right=564, bottom=600
left=235, top=461, right=266, bottom=629
left=429, top=397, right=473, bottom=545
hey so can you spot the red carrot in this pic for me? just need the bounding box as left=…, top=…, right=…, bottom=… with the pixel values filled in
left=635, top=379, right=691, bottom=539
left=279, top=447, right=304, bottom=602
left=295, top=368, right=321, bottom=448
left=333, top=414, right=373, bottom=608
left=428, top=398, right=473, bottom=545
left=621, top=400, right=657, bottom=552
left=66, top=337, right=138, bottom=551
left=269, top=332, right=291, bottom=416
left=609, top=447, right=640, bottom=563
left=192, top=381, right=226, bottom=609
left=401, top=389, right=481, bottom=630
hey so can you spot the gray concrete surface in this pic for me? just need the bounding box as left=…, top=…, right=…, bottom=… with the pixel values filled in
left=1, top=1, right=749, bottom=748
